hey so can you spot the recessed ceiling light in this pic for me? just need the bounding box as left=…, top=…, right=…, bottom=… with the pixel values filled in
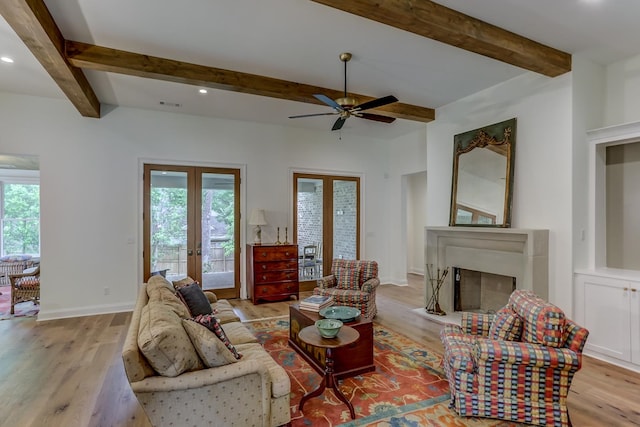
left=199, top=89, right=208, bottom=94
left=1, top=57, right=14, bottom=63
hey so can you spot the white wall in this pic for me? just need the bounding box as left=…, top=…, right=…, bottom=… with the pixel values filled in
left=405, top=171, right=427, bottom=275
left=605, top=53, right=640, bottom=126
left=386, top=127, right=428, bottom=284
left=0, top=92, right=398, bottom=320
left=571, top=56, right=606, bottom=272
left=426, top=72, right=575, bottom=313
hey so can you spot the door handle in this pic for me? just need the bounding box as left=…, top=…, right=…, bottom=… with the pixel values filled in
left=196, top=249, right=202, bottom=256
left=187, top=249, right=193, bottom=256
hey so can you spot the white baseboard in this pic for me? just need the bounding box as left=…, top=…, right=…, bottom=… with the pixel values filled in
left=37, top=302, right=134, bottom=322
left=408, top=268, right=425, bottom=275
left=381, top=276, right=409, bottom=286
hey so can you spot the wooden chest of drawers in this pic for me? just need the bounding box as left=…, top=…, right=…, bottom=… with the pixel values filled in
left=247, top=244, right=299, bottom=304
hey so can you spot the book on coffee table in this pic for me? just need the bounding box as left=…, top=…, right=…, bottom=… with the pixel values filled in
left=299, top=295, right=334, bottom=312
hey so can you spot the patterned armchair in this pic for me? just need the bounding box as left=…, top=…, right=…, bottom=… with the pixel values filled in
left=9, top=266, right=40, bottom=314
left=313, top=259, right=379, bottom=318
left=440, top=290, right=589, bottom=427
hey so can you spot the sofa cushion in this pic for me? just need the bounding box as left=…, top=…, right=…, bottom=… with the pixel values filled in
left=191, top=314, right=242, bottom=359
left=212, top=299, right=241, bottom=324
left=138, top=302, right=204, bottom=377
left=488, top=306, right=522, bottom=341
left=335, top=267, right=360, bottom=290
left=235, top=343, right=291, bottom=398
left=146, top=280, right=191, bottom=319
left=223, top=322, right=260, bottom=345
left=509, top=290, right=566, bottom=348
left=182, top=319, right=239, bottom=367
left=177, top=283, right=213, bottom=317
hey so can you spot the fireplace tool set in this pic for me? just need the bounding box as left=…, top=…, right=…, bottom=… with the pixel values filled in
left=426, top=264, right=449, bottom=316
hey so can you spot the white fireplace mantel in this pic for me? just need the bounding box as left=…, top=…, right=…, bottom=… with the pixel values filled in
left=425, top=226, right=549, bottom=313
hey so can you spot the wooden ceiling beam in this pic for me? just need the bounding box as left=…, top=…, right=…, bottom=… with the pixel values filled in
left=0, top=0, right=100, bottom=117
left=65, top=41, right=435, bottom=123
left=310, top=0, right=571, bottom=77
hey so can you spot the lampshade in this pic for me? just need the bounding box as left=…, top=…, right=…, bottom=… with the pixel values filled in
left=249, top=208, right=267, bottom=226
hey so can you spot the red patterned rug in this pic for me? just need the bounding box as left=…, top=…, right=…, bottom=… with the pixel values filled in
left=0, top=285, right=39, bottom=320
left=244, top=317, right=515, bottom=427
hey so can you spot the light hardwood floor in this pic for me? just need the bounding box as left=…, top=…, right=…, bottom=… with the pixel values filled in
left=0, top=274, right=638, bottom=426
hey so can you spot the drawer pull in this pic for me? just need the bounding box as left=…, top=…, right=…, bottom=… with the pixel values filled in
left=632, top=288, right=638, bottom=292
left=261, top=265, right=267, bottom=270
left=624, top=287, right=629, bottom=291
left=262, top=275, right=267, bottom=280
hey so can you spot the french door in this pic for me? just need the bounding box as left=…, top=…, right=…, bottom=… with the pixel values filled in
left=143, top=164, right=240, bottom=299
left=293, top=173, right=360, bottom=283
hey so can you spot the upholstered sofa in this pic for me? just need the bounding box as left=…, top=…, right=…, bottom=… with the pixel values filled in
left=440, top=289, right=589, bottom=427
left=123, top=275, right=291, bottom=427
left=313, top=259, right=379, bottom=318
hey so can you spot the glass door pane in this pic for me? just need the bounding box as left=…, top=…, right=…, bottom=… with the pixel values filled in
left=200, top=172, right=237, bottom=293
left=333, top=180, right=358, bottom=260
left=296, top=177, right=323, bottom=280
left=148, top=170, right=189, bottom=281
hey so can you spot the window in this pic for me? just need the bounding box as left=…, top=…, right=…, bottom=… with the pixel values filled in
left=1, top=182, right=40, bottom=256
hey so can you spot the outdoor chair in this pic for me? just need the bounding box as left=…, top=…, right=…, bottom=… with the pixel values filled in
left=9, top=266, right=40, bottom=314
left=299, top=245, right=317, bottom=278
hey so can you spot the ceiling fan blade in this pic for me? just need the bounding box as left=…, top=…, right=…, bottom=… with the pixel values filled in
left=356, top=112, right=396, bottom=123
left=314, top=94, right=343, bottom=111
left=332, top=116, right=347, bottom=131
left=289, top=112, right=338, bottom=119
left=352, top=95, right=398, bottom=112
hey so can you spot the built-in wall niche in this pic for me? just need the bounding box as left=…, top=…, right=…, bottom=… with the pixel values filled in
left=588, top=122, right=640, bottom=270
left=453, top=267, right=516, bottom=313
left=605, top=142, right=640, bottom=270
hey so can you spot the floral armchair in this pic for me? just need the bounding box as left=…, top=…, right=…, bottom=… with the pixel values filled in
left=313, top=259, right=379, bottom=318
left=440, top=290, right=589, bottom=427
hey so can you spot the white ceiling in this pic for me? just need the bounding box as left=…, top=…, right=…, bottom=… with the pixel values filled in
left=1, top=0, right=640, bottom=139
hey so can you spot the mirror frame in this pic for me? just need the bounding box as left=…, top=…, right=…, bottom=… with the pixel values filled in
left=449, top=118, right=516, bottom=227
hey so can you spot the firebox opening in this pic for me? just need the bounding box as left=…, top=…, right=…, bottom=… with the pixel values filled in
left=453, top=267, right=516, bottom=314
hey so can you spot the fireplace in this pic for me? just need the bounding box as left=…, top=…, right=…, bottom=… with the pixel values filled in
left=425, top=227, right=548, bottom=313
left=453, top=267, right=516, bottom=313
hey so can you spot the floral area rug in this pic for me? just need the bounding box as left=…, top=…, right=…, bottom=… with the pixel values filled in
left=244, top=316, right=516, bottom=427
left=0, top=285, right=39, bottom=320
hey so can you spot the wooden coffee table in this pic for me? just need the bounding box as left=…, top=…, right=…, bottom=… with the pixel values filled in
left=297, top=325, right=359, bottom=419
left=288, top=304, right=374, bottom=380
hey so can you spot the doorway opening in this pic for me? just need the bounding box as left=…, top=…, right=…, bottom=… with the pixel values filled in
left=294, top=173, right=360, bottom=286
left=143, top=164, right=240, bottom=299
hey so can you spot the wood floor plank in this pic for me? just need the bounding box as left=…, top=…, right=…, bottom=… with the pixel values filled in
left=0, top=273, right=638, bottom=426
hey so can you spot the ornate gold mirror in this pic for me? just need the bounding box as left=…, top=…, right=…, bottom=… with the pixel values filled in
left=449, top=118, right=516, bottom=227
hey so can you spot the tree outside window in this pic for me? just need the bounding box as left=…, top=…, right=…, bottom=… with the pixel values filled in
left=2, top=183, right=40, bottom=255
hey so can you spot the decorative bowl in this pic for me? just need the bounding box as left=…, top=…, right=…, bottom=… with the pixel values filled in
left=319, top=306, right=361, bottom=323
left=315, top=319, right=343, bottom=338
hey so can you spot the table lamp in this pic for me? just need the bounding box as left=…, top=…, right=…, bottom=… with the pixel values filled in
left=249, top=208, right=267, bottom=244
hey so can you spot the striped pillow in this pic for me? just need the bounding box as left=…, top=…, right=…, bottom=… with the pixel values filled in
left=488, top=306, right=522, bottom=341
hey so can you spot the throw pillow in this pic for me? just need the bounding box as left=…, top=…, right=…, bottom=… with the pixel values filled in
left=488, top=306, right=523, bottom=341
left=138, top=302, right=204, bottom=377
left=177, top=283, right=213, bottom=317
left=182, top=319, right=239, bottom=367
left=191, top=314, right=242, bottom=359
left=335, top=267, right=360, bottom=290
left=509, top=290, right=566, bottom=347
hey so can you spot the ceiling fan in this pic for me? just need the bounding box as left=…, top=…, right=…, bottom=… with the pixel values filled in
left=289, top=52, right=398, bottom=131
